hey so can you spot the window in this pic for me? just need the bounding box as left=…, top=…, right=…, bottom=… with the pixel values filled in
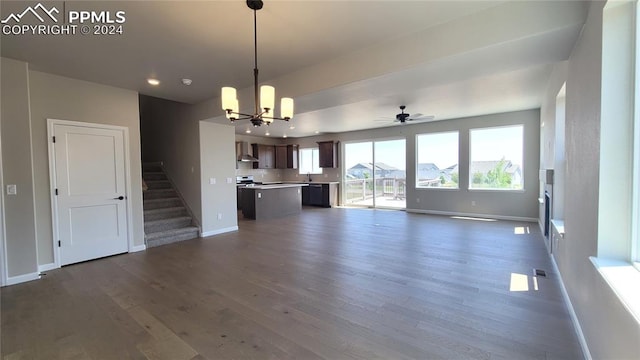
left=416, top=131, right=458, bottom=188
left=469, top=125, right=524, bottom=190
left=299, top=148, right=322, bottom=174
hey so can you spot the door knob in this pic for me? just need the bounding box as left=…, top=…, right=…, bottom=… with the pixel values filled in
left=113, top=196, right=125, bottom=200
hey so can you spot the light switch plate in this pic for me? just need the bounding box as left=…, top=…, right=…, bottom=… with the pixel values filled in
left=226, top=177, right=233, bottom=184
left=6, top=184, right=16, bottom=195
left=258, top=193, right=262, bottom=198
left=209, top=178, right=216, bottom=185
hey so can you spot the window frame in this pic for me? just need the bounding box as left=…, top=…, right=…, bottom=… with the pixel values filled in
left=298, top=147, right=323, bottom=175
left=415, top=131, right=460, bottom=190
left=468, top=124, right=525, bottom=192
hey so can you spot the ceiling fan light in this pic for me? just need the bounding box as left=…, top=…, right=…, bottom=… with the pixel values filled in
left=221, top=87, right=237, bottom=111
left=281, top=97, right=294, bottom=119
left=260, top=85, right=275, bottom=114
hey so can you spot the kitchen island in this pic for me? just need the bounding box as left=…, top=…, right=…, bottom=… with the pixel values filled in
left=239, top=183, right=308, bottom=220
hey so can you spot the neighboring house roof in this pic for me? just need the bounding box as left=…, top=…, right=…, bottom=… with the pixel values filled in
left=417, top=163, right=442, bottom=180
left=348, top=162, right=399, bottom=171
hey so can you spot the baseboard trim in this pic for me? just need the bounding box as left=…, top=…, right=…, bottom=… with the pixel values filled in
left=550, top=256, right=592, bottom=360
left=6, top=271, right=40, bottom=286
left=130, top=244, right=146, bottom=252
left=406, top=208, right=537, bottom=222
left=201, top=226, right=239, bottom=238
left=38, top=262, right=57, bottom=273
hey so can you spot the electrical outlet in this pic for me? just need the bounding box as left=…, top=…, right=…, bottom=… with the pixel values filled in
left=217, top=213, right=223, bottom=220
left=324, top=174, right=328, bottom=178
left=416, top=198, right=420, bottom=203
left=258, top=192, right=262, bottom=199
left=472, top=201, right=476, bottom=206
left=6, top=184, right=16, bottom=195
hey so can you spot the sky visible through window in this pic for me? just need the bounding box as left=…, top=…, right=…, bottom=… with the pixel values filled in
left=344, top=140, right=406, bottom=170
left=470, top=125, right=523, bottom=167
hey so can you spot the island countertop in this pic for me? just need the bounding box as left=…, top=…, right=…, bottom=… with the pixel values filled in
left=243, top=183, right=309, bottom=190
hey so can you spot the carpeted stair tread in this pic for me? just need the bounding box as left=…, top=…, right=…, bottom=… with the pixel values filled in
left=142, top=164, right=199, bottom=248
left=144, top=216, right=193, bottom=233
left=143, top=188, right=177, bottom=199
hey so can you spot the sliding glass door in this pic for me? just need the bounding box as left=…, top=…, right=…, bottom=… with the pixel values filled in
left=343, top=139, right=406, bottom=209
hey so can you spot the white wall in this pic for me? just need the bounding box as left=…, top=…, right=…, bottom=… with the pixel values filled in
left=540, top=2, right=640, bottom=358
left=199, top=122, right=238, bottom=236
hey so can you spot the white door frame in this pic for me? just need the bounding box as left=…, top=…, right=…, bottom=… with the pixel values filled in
left=47, top=119, right=134, bottom=268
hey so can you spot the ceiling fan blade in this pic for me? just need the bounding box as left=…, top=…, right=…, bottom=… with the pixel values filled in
left=408, top=115, right=435, bottom=122
left=412, top=112, right=423, bottom=118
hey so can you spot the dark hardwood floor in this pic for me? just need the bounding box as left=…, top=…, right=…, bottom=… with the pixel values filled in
left=1, top=208, right=583, bottom=359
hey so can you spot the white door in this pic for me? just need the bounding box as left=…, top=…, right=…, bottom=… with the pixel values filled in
left=52, top=124, right=128, bottom=266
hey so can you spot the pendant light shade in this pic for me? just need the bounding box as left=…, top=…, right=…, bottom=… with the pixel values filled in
left=281, top=97, right=294, bottom=120
left=221, top=0, right=294, bottom=127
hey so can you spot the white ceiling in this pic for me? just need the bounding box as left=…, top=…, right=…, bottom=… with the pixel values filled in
left=1, top=1, right=589, bottom=138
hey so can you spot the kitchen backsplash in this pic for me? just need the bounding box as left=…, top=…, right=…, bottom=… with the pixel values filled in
left=235, top=161, right=342, bottom=183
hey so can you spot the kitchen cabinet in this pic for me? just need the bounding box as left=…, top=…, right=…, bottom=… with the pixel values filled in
left=317, top=141, right=338, bottom=168
left=275, top=144, right=299, bottom=169
left=302, top=183, right=338, bottom=207
left=252, top=144, right=275, bottom=169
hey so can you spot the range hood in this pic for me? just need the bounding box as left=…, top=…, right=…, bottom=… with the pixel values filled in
left=236, top=142, right=258, bottom=162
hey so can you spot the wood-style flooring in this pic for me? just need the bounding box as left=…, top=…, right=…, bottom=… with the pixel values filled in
left=1, top=208, right=583, bottom=359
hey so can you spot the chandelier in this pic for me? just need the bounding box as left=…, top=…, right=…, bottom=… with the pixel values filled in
left=221, top=0, right=294, bottom=127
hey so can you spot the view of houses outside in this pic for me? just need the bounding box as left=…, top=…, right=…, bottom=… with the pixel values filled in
left=344, top=140, right=406, bottom=208
left=469, top=125, right=523, bottom=190
left=415, top=126, right=523, bottom=190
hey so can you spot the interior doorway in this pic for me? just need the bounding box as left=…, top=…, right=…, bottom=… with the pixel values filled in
left=343, top=139, right=406, bottom=209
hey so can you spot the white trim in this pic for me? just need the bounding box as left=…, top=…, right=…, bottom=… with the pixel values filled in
left=201, top=226, right=238, bottom=237
left=6, top=272, right=40, bottom=286
left=406, top=208, right=537, bottom=223
left=47, top=119, right=133, bottom=267
left=590, top=257, right=640, bottom=325
left=38, top=262, right=57, bottom=273
left=130, top=244, right=146, bottom=253
left=550, top=255, right=592, bottom=360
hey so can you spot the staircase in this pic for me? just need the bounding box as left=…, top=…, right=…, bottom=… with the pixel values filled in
left=143, top=163, right=199, bottom=248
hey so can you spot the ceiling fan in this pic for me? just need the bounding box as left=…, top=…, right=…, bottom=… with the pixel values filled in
left=376, top=105, right=435, bottom=124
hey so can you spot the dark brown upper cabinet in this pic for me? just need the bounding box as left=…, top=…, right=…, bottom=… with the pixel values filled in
left=317, top=141, right=338, bottom=168
left=252, top=144, right=275, bottom=169
left=275, top=144, right=299, bottom=169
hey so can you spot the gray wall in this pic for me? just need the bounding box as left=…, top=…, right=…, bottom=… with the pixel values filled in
left=29, top=70, right=144, bottom=266
left=0, top=58, right=144, bottom=279
left=283, top=109, right=540, bottom=220
left=540, top=1, right=640, bottom=358
left=199, top=122, right=238, bottom=234
left=139, top=95, right=202, bottom=224
left=0, top=58, right=38, bottom=279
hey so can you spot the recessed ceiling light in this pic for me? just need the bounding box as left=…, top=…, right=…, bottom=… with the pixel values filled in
left=245, top=129, right=251, bottom=134
left=283, top=135, right=288, bottom=138
left=314, top=130, right=320, bottom=134
left=289, top=125, right=295, bottom=130
left=265, top=131, right=270, bottom=136
left=181, top=78, right=192, bottom=86
left=147, top=78, right=160, bottom=86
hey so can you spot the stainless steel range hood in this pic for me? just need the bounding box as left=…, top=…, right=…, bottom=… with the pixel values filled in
left=235, top=142, right=258, bottom=162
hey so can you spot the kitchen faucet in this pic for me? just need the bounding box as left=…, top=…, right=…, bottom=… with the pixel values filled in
left=307, top=172, right=312, bottom=182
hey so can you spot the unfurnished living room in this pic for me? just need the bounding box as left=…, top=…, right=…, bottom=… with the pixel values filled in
left=1, top=1, right=639, bottom=359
